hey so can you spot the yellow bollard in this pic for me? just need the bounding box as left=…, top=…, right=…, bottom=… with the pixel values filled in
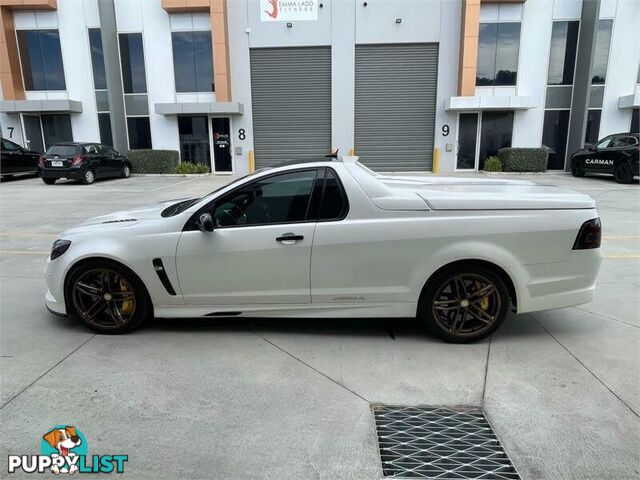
left=248, top=150, right=255, bottom=173
left=348, top=147, right=355, bottom=156
left=432, top=147, right=440, bottom=174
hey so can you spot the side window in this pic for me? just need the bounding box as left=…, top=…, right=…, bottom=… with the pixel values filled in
left=84, top=144, right=98, bottom=154
left=623, top=136, right=638, bottom=146
left=596, top=137, right=612, bottom=149
left=102, top=145, right=117, bottom=156
left=212, top=170, right=318, bottom=227
left=320, top=169, right=348, bottom=220
left=610, top=136, right=627, bottom=148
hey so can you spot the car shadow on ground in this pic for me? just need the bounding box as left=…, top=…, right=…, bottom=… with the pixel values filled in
left=134, top=311, right=560, bottom=341
left=0, top=173, right=38, bottom=183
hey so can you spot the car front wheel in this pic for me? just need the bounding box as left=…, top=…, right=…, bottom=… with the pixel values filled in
left=418, top=265, right=510, bottom=343
left=614, top=162, right=633, bottom=184
left=121, top=164, right=131, bottom=178
left=67, top=261, right=151, bottom=333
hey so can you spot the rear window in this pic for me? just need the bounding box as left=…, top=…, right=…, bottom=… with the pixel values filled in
left=46, top=145, right=81, bottom=156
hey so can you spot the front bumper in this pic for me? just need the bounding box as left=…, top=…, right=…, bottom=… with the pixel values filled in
left=44, top=256, right=68, bottom=315
left=39, top=167, right=85, bottom=180
left=45, top=288, right=67, bottom=316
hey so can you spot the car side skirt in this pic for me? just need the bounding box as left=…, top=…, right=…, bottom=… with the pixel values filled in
left=154, top=302, right=415, bottom=319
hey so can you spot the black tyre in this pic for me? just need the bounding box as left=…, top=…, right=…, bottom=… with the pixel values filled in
left=42, top=177, right=56, bottom=185
left=81, top=168, right=95, bottom=185
left=614, top=162, right=633, bottom=184
left=418, top=265, right=510, bottom=343
left=571, top=160, right=585, bottom=177
left=66, top=261, right=151, bottom=334
left=121, top=164, right=131, bottom=178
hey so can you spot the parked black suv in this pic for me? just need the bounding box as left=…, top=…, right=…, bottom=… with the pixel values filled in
left=1, top=137, right=41, bottom=178
left=39, top=142, right=132, bottom=185
left=570, top=132, right=639, bottom=184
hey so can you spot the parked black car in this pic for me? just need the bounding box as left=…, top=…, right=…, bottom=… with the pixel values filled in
left=570, top=132, right=639, bottom=184
left=1, top=137, right=41, bottom=178
left=39, top=142, right=132, bottom=185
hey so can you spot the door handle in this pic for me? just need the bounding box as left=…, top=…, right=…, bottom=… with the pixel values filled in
left=276, top=233, right=304, bottom=244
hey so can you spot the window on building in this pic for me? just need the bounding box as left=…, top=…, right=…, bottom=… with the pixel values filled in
left=585, top=109, right=601, bottom=144
left=98, top=113, right=113, bottom=147
left=591, top=20, right=612, bottom=84
left=178, top=116, right=211, bottom=167
left=17, top=30, right=66, bottom=91
left=476, top=23, right=521, bottom=86
left=126, top=117, right=152, bottom=150
left=547, top=21, right=579, bottom=85
left=171, top=31, right=214, bottom=93
left=119, top=33, right=147, bottom=94
left=542, top=110, right=570, bottom=170
left=88, top=28, right=107, bottom=90
left=479, top=111, right=514, bottom=169
left=41, top=114, right=73, bottom=149
left=631, top=109, right=639, bottom=133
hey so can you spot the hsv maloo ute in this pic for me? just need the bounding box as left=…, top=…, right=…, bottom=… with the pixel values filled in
left=45, top=157, right=602, bottom=342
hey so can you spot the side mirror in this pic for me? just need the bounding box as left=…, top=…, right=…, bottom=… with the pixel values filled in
left=585, top=143, right=596, bottom=151
left=196, top=212, right=215, bottom=233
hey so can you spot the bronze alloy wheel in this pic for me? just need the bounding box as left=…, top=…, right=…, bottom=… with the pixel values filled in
left=71, top=268, right=137, bottom=330
left=431, top=273, right=501, bottom=337
left=423, top=268, right=509, bottom=342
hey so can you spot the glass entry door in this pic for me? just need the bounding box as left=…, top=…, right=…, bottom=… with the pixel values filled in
left=456, top=113, right=479, bottom=170
left=456, top=111, right=514, bottom=171
left=211, top=118, right=232, bottom=173
left=21, top=114, right=44, bottom=153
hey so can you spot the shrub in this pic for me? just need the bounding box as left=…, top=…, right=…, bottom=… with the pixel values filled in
left=498, top=148, right=548, bottom=172
left=126, top=149, right=179, bottom=174
left=175, top=162, right=210, bottom=174
left=483, top=156, right=502, bottom=172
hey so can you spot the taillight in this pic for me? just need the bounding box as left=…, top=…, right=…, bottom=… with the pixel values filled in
left=71, top=155, right=84, bottom=166
left=38, top=156, right=45, bottom=168
left=573, top=218, right=602, bottom=250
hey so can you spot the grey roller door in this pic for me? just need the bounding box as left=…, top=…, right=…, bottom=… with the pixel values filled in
left=250, top=47, right=331, bottom=168
left=355, top=44, right=438, bottom=171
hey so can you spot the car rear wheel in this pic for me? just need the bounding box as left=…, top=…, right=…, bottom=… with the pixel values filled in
left=418, top=265, right=510, bottom=343
left=82, top=169, right=95, bottom=185
left=571, top=161, right=585, bottom=177
left=67, top=262, right=150, bottom=334
left=614, top=162, right=633, bottom=184
left=121, top=164, right=131, bottom=178
left=42, top=177, right=56, bottom=185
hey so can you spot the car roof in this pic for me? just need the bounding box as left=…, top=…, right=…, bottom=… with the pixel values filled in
left=50, top=142, right=97, bottom=146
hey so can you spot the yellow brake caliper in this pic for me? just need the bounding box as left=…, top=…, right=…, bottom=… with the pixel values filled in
left=119, top=279, right=134, bottom=315
left=475, top=281, right=490, bottom=311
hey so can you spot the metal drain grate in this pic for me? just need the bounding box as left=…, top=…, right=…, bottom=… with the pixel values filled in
left=373, top=405, right=520, bottom=479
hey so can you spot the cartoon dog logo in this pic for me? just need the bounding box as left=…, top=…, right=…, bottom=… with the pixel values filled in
left=42, top=426, right=82, bottom=474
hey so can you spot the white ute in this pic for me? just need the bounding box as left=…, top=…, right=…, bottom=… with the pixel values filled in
left=45, top=156, right=602, bottom=342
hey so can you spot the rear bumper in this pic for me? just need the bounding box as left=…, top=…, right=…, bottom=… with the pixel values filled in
left=515, top=249, right=603, bottom=313
left=39, top=167, right=84, bottom=179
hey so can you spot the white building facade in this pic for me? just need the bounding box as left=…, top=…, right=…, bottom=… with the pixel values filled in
left=1, top=0, right=639, bottom=175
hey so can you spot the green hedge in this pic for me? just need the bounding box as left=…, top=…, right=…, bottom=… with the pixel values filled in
left=498, top=148, right=548, bottom=172
left=126, top=149, right=179, bottom=174
left=483, top=156, right=502, bottom=172
left=176, top=162, right=210, bottom=174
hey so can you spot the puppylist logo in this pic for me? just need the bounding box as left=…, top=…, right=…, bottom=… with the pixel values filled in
left=7, top=425, right=128, bottom=475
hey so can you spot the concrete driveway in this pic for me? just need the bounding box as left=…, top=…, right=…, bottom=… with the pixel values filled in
left=0, top=172, right=638, bottom=479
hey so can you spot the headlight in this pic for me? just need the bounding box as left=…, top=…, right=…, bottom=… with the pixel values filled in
left=50, top=239, right=71, bottom=260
